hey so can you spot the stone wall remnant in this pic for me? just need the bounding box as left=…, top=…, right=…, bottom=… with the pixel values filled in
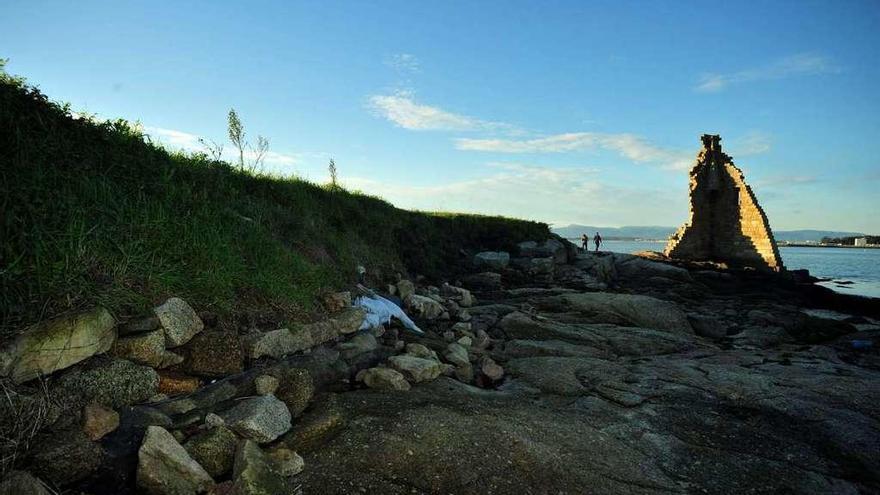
left=665, top=134, right=784, bottom=271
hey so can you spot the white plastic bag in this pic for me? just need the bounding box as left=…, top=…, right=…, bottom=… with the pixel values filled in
left=354, top=294, right=424, bottom=335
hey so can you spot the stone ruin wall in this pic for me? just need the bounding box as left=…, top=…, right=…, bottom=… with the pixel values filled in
left=665, top=136, right=784, bottom=271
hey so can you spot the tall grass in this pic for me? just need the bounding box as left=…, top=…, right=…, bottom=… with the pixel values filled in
left=0, top=66, right=549, bottom=334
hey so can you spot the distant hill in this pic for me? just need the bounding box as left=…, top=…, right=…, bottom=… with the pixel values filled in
left=552, top=225, right=866, bottom=242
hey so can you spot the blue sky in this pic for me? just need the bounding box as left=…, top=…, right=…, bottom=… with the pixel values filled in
left=3, top=0, right=879, bottom=232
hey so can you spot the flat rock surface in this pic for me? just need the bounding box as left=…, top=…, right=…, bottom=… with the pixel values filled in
left=297, top=254, right=880, bottom=494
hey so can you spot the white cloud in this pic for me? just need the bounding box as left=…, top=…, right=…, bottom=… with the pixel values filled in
left=455, top=132, right=693, bottom=170
left=145, top=126, right=203, bottom=152
left=367, top=91, right=515, bottom=132
left=386, top=53, right=420, bottom=74
left=144, top=126, right=300, bottom=167
left=695, top=53, right=837, bottom=93
left=341, top=163, right=683, bottom=227
left=727, top=131, right=772, bottom=156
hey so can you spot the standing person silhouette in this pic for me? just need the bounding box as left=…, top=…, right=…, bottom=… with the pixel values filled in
left=593, top=232, right=602, bottom=252
left=581, top=234, right=589, bottom=252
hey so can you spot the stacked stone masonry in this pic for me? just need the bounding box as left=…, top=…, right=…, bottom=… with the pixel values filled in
left=665, top=134, right=784, bottom=271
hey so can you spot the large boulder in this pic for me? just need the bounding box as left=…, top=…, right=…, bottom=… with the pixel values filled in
left=404, top=295, right=445, bottom=320
left=275, top=367, right=314, bottom=417
left=184, top=425, right=238, bottom=478
left=461, top=272, right=502, bottom=290
left=518, top=239, right=568, bottom=264
left=137, top=426, right=214, bottom=495
left=154, top=297, right=204, bottom=348
left=240, top=327, right=314, bottom=360
left=110, top=329, right=167, bottom=368
left=441, top=283, right=476, bottom=307
left=358, top=367, right=411, bottom=391
left=545, top=293, right=692, bottom=334
left=1, top=306, right=116, bottom=384
left=221, top=395, right=292, bottom=443
left=337, top=333, right=378, bottom=360
left=182, top=330, right=243, bottom=377
left=473, top=251, right=510, bottom=270
left=387, top=355, right=443, bottom=383
left=232, top=440, right=293, bottom=495
left=54, top=356, right=159, bottom=408
left=28, top=429, right=103, bottom=485
left=0, top=470, right=51, bottom=495
left=305, top=308, right=366, bottom=346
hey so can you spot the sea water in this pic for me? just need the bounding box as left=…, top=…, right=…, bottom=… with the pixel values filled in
left=585, top=240, right=880, bottom=299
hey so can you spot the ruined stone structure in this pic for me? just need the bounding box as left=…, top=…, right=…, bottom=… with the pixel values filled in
left=665, top=134, right=784, bottom=271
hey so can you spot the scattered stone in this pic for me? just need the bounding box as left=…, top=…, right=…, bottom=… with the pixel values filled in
left=184, top=425, right=238, bottom=478
left=232, top=440, right=292, bottom=495
left=474, top=251, right=510, bottom=270
left=443, top=331, right=456, bottom=342
left=205, top=412, right=225, bottom=427
left=83, top=402, right=120, bottom=440
left=277, top=394, right=346, bottom=453
left=358, top=367, right=411, bottom=391
left=405, top=343, right=438, bottom=360
left=370, top=325, right=386, bottom=338
left=454, top=363, right=474, bottom=383
left=184, top=330, right=244, bottom=378
left=404, top=294, right=445, bottom=320
left=462, top=271, right=502, bottom=290
left=473, top=329, right=491, bottom=350
left=254, top=374, right=280, bottom=395
left=28, top=428, right=103, bottom=485
left=480, top=357, right=504, bottom=381
left=337, top=333, right=378, bottom=360
left=155, top=297, right=204, bottom=348
left=0, top=470, right=51, bottom=495
left=451, top=322, right=473, bottom=334
left=110, top=329, right=166, bottom=367
left=159, top=350, right=185, bottom=368
left=444, top=343, right=470, bottom=367
left=137, top=425, right=214, bottom=495
left=396, top=280, right=416, bottom=300
left=275, top=368, right=314, bottom=417
left=1, top=306, right=116, bottom=384
left=241, top=327, right=314, bottom=360
left=267, top=447, right=305, bottom=476
left=322, top=291, right=352, bottom=313
left=208, top=481, right=234, bottom=495
left=441, top=283, right=476, bottom=307
left=158, top=371, right=201, bottom=395
left=221, top=395, right=292, bottom=443
left=306, top=308, right=366, bottom=345
left=387, top=355, right=444, bottom=383
left=55, top=356, right=159, bottom=408
left=120, top=315, right=161, bottom=336
left=456, top=336, right=473, bottom=348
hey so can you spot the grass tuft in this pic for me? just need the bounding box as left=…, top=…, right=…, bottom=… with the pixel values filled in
left=0, top=65, right=549, bottom=334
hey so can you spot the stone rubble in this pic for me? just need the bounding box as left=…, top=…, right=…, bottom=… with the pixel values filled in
left=3, top=235, right=879, bottom=494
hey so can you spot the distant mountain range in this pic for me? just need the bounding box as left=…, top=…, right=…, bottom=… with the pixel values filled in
left=552, top=225, right=866, bottom=243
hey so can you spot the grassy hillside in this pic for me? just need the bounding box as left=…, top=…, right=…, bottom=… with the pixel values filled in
left=0, top=66, right=548, bottom=334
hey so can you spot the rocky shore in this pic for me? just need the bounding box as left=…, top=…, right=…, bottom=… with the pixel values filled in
left=2, top=237, right=879, bottom=494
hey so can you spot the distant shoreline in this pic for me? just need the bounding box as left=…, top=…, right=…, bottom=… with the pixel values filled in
left=779, top=243, right=880, bottom=249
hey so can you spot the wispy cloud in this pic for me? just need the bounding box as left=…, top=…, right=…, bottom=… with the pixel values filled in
left=455, top=132, right=693, bottom=170
left=341, top=162, right=681, bottom=226
left=695, top=53, right=838, bottom=93
left=727, top=131, right=772, bottom=156
left=367, top=91, right=513, bottom=132
left=385, top=53, right=420, bottom=74
left=145, top=126, right=299, bottom=167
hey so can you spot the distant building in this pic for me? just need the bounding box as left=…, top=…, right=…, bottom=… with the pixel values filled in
left=854, top=237, right=868, bottom=247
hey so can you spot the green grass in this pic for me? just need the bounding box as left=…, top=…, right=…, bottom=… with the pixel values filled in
left=0, top=66, right=549, bottom=334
